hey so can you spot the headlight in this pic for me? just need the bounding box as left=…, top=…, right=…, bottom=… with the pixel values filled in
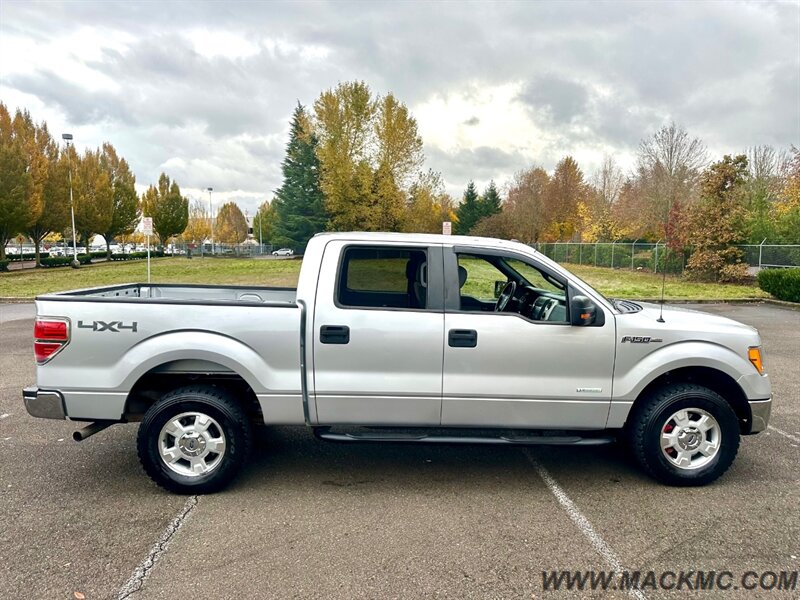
left=748, top=346, right=765, bottom=375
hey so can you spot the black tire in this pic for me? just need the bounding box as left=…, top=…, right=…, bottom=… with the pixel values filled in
left=137, top=385, right=252, bottom=494
left=628, top=383, right=740, bottom=486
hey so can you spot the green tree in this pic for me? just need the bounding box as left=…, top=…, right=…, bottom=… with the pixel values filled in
left=141, top=173, right=188, bottom=246
left=685, top=155, right=749, bottom=282
left=0, top=103, right=33, bottom=259
left=99, top=143, right=140, bottom=257
left=252, top=200, right=275, bottom=246
left=272, top=104, right=328, bottom=249
left=455, top=181, right=481, bottom=234
left=478, top=180, right=502, bottom=219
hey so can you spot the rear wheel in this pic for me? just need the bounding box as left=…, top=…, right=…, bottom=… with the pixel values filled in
left=628, top=383, right=739, bottom=486
left=137, top=385, right=252, bottom=494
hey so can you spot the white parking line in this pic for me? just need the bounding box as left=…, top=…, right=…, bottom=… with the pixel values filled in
left=117, top=495, right=199, bottom=599
left=0, top=414, right=9, bottom=420
left=524, top=450, right=647, bottom=600
left=768, top=425, right=800, bottom=444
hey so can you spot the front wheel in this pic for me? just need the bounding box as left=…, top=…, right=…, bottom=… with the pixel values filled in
left=137, top=385, right=252, bottom=494
left=628, top=383, right=740, bottom=486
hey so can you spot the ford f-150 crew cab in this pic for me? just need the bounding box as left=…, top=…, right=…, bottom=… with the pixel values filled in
left=23, top=232, right=772, bottom=493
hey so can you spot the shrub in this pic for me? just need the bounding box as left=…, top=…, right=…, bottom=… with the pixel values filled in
left=40, top=257, right=72, bottom=268
left=7, top=252, right=37, bottom=261
left=0, top=259, right=9, bottom=272
left=757, top=268, right=800, bottom=303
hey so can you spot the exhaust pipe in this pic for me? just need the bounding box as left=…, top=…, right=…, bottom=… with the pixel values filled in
left=73, top=421, right=114, bottom=442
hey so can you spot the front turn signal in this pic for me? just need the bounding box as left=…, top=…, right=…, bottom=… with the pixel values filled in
left=748, top=346, right=764, bottom=375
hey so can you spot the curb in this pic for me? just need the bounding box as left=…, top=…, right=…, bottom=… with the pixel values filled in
left=0, top=297, right=34, bottom=304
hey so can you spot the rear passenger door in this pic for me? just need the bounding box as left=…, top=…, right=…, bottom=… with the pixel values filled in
left=312, top=241, right=445, bottom=425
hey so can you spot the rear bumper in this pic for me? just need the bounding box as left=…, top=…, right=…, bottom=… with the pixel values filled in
left=23, top=387, right=67, bottom=420
left=746, top=397, right=771, bottom=434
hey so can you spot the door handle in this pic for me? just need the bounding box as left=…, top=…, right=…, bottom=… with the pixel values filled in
left=320, top=325, right=350, bottom=344
left=448, top=329, right=477, bottom=348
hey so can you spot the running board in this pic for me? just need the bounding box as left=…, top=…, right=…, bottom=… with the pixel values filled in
left=313, top=428, right=614, bottom=446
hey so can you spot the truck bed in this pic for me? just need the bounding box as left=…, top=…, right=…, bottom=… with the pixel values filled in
left=42, top=283, right=297, bottom=305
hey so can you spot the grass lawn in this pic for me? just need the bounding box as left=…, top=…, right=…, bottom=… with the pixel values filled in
left=0, top=256, right=770, bottom=301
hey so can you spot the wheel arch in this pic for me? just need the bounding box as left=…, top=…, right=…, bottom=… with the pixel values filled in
left=124, top=359, right=263, bottom=424
left=627, top=366, right=751, bottom=433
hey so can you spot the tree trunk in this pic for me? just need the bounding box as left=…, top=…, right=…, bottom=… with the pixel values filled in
left=34, top=238, right=41, bottom=268
left=106, top=236, right=112, bottom=259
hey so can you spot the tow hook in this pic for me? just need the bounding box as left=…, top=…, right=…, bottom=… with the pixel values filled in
left=73, top=421, right=115, bottom=442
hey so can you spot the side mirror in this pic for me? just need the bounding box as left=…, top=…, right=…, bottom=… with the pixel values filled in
left=571, top=295, right=596, bottom=326
left=493, top=280, right=506, bottom=298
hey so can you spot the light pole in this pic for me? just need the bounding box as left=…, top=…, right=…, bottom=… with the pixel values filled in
left=61, top=133, right=80, bottom=268
left=207, top=187, right=214, bottom=254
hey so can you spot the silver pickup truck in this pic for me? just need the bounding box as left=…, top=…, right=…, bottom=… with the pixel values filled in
left=24, top=232, right=772, bottom=493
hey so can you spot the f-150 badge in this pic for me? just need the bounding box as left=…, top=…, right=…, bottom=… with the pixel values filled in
left=621, top=335, right=662, bottom=343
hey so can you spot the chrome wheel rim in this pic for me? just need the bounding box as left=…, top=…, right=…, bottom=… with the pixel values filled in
left=660, top=408, right=721, bottom=470
left=158, top=412, right=226, bottom=477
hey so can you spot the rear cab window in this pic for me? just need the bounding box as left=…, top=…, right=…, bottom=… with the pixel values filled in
left=337, top=246, right=430, bottom=309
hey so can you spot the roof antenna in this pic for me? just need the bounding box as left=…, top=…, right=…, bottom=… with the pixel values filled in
left=657, top=200, right=673, bottom=323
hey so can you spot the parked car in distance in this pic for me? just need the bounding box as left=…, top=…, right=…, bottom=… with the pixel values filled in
left=23, top=232, right=771, bottom=494
left=272, top=248, right=294, bottom=256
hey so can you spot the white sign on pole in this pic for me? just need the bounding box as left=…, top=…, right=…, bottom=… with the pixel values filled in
left=442, top=221, right=452, bottom=235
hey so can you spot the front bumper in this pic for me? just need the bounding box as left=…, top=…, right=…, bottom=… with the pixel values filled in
left=747, top=397, right=771, bottom=434
left=23, top=387, right=67, bottom=420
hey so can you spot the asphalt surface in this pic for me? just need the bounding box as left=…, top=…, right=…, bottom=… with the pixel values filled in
left=1, top=303, right=797, bottom=599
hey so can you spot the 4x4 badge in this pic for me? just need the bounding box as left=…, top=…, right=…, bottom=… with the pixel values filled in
left=78, top=320, right=138, bottom=333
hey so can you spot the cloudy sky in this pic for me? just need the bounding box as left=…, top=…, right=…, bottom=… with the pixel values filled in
left=1, top=1, right=798, bottom=215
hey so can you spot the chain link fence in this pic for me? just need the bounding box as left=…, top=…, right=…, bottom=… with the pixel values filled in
left=532, top=242, right=800, bottom=274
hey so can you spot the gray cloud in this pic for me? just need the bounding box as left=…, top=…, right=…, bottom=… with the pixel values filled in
left=1, top=0, right=797, bottom=204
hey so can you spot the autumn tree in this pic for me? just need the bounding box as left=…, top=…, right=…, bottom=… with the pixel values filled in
left=314, top=81, right=424, bottom=231
left=99, top=143, right=139, bottom=257
left=403, top=170, right=456, bottom=234
left=27, top=133, right=69, bottom=266
left=73, top=148, right=113, bottom=249
left=141, top=173, right=189, bottom=246
left=215, top=201, right=249, bottom=244
left=272, top=104, right=327, bottom=249
left=580, top=156, right=629, bottom=242
left=774, top=146, right=800, bottom=243
left=184, top=199, right=212, bottom=243
left=503, top=166, right=550, bottom=242
left=0, top=104, right=33, bottom=259
left=685, top=155, right=749, bottom=282
left=545, top=156, right=587, bottom=241
left=455, top=181, right=481, bottom=234
left=314, top=81, right=377, bottom=230
left=637, top=122, right=707, bottom=244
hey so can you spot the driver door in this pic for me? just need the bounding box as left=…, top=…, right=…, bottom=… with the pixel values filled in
left=441, top=248, right=615, bottom=429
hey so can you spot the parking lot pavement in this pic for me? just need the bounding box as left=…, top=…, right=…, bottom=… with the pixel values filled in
left=1, top=302, right=797, bottom=599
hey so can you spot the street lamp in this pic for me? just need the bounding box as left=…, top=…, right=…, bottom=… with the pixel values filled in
left=61, top=133, right=79, bottom=268
left=207, top=187, right=214, bottom=254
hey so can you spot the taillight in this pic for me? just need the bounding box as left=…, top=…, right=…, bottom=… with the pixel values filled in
left=34, top=318, right=70, bottom=364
